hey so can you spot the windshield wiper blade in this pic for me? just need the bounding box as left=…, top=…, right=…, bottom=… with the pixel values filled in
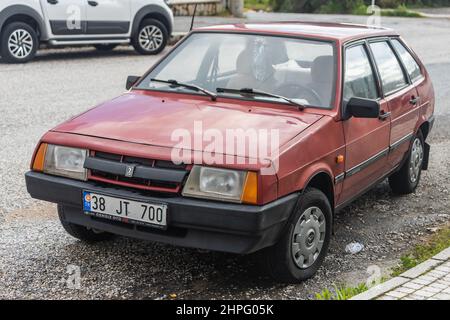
left=151, top=78, right=217, bottom=101
left=216, top=87, right=305, bottom=110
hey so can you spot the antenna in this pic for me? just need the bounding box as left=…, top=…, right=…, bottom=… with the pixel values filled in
left=190, top=4, right=198, bottom=31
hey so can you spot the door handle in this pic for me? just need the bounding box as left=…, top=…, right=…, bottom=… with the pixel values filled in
left=88, top=1, right=98, bottom=6
left=410, top=96, right=420, bottom=105
left=378, top=111, right=391, bottom=121
left=47, top=0, right=58, bottom=4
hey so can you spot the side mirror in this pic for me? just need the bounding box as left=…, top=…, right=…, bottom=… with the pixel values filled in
left=346, top=97, right=380, bottom=119
left=126, top=75, right=140, bottom=90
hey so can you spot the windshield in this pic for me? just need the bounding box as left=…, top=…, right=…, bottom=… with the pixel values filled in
left=137, top=33, right=336, bottom=109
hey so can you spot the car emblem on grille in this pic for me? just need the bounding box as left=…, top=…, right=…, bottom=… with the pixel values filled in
left=125, top=164, right=136, bottom=177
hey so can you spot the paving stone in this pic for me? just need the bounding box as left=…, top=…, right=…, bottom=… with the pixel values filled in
left=428, top=270, right=447, bottom=278
left=408, top=294, right=426, bottom=300
left=418, top=275, right=437, bottom=282
left=397, top=286, right=415, bottom=294
left=429, top=282, right=447, bottom=290
left=403, top=282, right=423, bottom=290
left=421, top=285, right=441, bottom=293
left=377, top=295, right=396, bottom=300
left=415, top=289, right=436, bottom=298
left=412, top=278, right=433, bottom=286
left=401, top=259, right=442, bottom=279
left=432, top=248, right=450, bottom=261
left=386, top=290, right=409, bottom=298
left=431, top=293, right=450, bottom=300
left=435, top=266, right=450, bottom=273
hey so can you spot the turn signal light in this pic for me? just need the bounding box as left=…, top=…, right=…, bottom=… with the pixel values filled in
left=241, top=171, right=258, bottom=204
left=32, top=143, right=48, bottom=172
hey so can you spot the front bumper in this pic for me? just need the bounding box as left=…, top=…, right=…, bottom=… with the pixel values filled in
left=25, top=171, right=298, bottom=254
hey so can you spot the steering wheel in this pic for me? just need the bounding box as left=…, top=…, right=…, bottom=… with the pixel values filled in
left=275, top=83, right=323, bottom=107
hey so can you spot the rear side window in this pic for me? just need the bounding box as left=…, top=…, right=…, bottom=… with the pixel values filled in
left=344, top=45, right=378, bottom=101
left=370, top=41, right=407, bottom=94
left=391, top=39, right=422, bottom=82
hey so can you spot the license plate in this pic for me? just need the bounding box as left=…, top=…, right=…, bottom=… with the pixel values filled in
left=82, top=191, right=167, bottom=228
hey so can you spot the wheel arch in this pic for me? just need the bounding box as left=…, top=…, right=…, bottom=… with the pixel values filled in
left=131, top=5, right=172, bottom=38
left=301, top=170, right=335, bottom=212
left=0, top=5, right=47, bottom=40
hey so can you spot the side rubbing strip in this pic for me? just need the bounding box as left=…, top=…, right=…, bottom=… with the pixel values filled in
left=390, top=133, right=414, bottom=151
left=346, top=148, right=389, bottom=178
left=335, top=173, right=345, bottom=184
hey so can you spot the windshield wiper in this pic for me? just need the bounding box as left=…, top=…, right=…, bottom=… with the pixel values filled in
left=151, top=78, right=217, bottom=101
left=216, top=87, right=305, bottom=110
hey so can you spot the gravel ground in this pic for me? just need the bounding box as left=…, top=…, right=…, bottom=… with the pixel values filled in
left=0, top=13, right=449, bottom=299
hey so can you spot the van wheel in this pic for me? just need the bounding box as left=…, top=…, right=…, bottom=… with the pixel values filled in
left=132, top=19, right=168, bottom=55
left=261, top=188, right=332, bottom=283
left=58, top=205, right=115, bottom=243
left=94, top=44, right=118, bottom=51
left=0, top=22, right=38, bottom=63
left=389, top=131, right=424, bottom=195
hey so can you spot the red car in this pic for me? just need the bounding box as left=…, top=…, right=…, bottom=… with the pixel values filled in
left=26, top=22, right=434, bottom=283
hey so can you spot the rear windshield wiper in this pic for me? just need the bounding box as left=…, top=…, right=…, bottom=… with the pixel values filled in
left=216, top=87, right=305, bottom=110
left=151, top=78, right=217, bottom=101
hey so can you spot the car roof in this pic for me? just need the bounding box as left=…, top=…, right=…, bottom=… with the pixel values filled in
left=195, top=21, right=398, bottom=42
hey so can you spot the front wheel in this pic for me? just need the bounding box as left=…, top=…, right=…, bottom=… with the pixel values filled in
left=132, top=19, right=168, bottom=55
left=389, top=131, right=425, bottom=195
left=261, top=188, right=332, bottom=283
left=0, top=22, right=38, bottom=63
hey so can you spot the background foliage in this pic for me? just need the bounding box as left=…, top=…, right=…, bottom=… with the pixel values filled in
left=264, top=0, right=450, bottom=13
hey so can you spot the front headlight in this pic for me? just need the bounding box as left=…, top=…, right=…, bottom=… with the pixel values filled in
left=182, top=166, right=258, bottom=204
left=33, top=143, right=88, bottom=180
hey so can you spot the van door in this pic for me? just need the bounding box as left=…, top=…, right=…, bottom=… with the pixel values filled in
left=40, top=0, right=87, bottom=35
left=85, top=0, right=131, bottom=35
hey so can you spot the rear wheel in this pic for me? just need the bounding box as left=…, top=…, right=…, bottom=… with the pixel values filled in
left=261, top=188, right=332, bottom=283
left=0, top=22, right=38, bottom=63
left=389, top=131, right=425, bottom=194
left=94, top=44, right=118, bottom=51
left=132, top=19, right=168, bottom=55
left=58, top=205, right=115, bottom=243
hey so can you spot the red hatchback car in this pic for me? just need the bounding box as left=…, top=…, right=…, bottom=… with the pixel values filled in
left=26, top=22, right=434, bottom=283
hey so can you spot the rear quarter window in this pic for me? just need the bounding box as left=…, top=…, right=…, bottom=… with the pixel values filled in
left=391, top=39, right=422, bottom=82
left=369, top=41, right=408, bottom=94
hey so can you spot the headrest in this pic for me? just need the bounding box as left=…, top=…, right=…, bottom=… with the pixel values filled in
left=311, top=56, right=334, bottom=84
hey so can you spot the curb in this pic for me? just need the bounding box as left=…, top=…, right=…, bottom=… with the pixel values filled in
left=350, top=247, right=450, bottom=300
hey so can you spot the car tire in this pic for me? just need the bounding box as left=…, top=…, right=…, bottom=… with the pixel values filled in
left=0, top=22, right=38, bottom=63
left=261, top=188, right=332, bottom=283
left=94, top=44, right=118, bottom=51
left=389, top=130, right=425, bottom=195
left=132, top=18, right=168, bottom=55
left=58, top=205, right=115, bottom=243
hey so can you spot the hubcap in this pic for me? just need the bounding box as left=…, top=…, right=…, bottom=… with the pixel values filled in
left=291, top=206, right=326, bottom=269
left=8, top=29, right=33, bottom=59
left=409, top=138, right=423, bottom=183
left=138, top=25, right=163, bottom=51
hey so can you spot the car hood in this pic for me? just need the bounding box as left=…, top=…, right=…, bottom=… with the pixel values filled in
left=52, top=91, right=322, bottom=158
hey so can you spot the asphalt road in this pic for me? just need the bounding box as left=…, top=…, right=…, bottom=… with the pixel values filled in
left=0, top=13, right=449, bottom=299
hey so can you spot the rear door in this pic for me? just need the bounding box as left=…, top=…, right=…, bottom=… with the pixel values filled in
left=340, top=43, right=391, bottom=202
left=368, top=40, right=420, bottom=167
left=85, top=0, right=131, bottom=35
left=40, top=0, right=87, bottom=35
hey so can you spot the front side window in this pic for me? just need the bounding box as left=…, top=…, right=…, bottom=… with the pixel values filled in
left=137, top=33, right=336, bottom=109
left=343, top=45, right=379, bottom=101
left=391, top=39, right=422, bottom=82
left=369, top=41, right=407, bottom=94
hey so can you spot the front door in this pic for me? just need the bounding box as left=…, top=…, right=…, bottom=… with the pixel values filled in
left=368, top=40, right=420, bottom=168
left=41, top=0, right=87, bottom=35
left=340, top=43, right=391, bottom=202
left=85, top=0, right=131, bottom=35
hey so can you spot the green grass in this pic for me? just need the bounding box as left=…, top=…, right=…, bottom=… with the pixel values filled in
left=244, top=0, right=272, bottom=11
left=391, top=224, right=450, bottom=277
left=380, top=5, right=423, bottom=17
left=315, top=283, right=368, bottom=300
